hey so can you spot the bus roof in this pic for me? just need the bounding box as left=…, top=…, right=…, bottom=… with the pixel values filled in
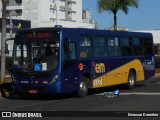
left=16, top=27, right=153, bottom=38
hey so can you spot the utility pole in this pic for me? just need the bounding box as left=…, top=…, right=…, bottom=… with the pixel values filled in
left=113, top=0, right=117, bottom=31
left=9, top=10, right=16, bottom=38
left=9, top=12, right=13, bottom=38
left=54, top=1, right=58, bottom=25
left=56, top=4, right=58, bottom=25
left=1, top=0, right=7, bottom=84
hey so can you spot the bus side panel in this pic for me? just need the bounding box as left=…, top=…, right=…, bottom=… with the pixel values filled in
left=105, top=59, right=144, bottom=86
left=91, top=59, right=109, bottom=88
left=91, top=59, right=145, bottom=88
left=77, top=60, right=92, bottom=85
left=62, top=64, right=79, bottom=93
left=144, top=56, right=155, bottom=79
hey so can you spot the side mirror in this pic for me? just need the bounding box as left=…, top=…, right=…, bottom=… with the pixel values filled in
left=55, top=42, right=59, bottom=52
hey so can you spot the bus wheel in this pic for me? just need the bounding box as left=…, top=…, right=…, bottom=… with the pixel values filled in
left=77, top=77, right=88, bottom=98
left=126, top=71, right=136, bottom=89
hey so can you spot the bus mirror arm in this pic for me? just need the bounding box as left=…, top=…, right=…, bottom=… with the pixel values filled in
left=64, top=38, right=72, bottom=53
left=5, top=38, right=15, bottom=55
left=68, top=38, right=73, bottom=53
left=68, top=43, right=73, bottom=53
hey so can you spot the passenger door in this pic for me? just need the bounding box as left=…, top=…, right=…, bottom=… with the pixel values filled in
left=62, top=36, right=79, bottom=93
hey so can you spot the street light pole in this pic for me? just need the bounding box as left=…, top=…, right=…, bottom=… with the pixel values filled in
left=0, top=0, right=7, bottom=84
left=55, top=4, right=57, bottom=25
left=9, top=14, right=13, bottom=38
left=54, top=1, right=58, bottom=25
left=9, top=10, right=17, bottom=38
left=113, top=0, right=117, bottom=31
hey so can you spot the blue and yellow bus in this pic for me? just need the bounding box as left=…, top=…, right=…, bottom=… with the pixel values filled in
left=11, top=27, right=155, bottom=97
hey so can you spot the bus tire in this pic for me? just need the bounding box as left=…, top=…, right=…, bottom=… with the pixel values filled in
left=77, top=77, right=88, bottom=98
left=126, top=71, right=136, bottom=89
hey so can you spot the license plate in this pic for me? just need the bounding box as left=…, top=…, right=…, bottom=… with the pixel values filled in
left=28, top=90, right=38, bottom=94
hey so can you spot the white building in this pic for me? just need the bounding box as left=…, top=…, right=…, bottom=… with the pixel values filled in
left=82, top=9, right=93, bottom=24
left=0, top=0, right=94, bottom=28
left=0, top=0, right=95, bottom=56
left=134, top=30, right=160, bottom=44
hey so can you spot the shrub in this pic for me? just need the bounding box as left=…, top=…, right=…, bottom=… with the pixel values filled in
left=155, top=56, right=160, bottom=68
left=0, top=56, right=12, bottom=75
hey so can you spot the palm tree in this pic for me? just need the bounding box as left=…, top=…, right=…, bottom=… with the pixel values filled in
left=97, top=0, right=139, bottom=31
left=0, top=0, right=7, bottom=84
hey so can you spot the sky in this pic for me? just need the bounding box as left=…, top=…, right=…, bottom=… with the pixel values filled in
left=82, top=0, right=160, bottom=30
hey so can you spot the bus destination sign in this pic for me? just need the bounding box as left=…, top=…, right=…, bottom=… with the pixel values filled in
left=27, top=32, right=50, bottom=39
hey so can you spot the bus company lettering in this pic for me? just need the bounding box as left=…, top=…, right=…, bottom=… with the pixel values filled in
left=93, top=79, right=103, bottom=86
left=95, top=63, right=105, bottom=73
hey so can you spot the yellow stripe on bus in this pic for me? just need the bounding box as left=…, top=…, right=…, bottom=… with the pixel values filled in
left=91, top=59, right=144, bottom=88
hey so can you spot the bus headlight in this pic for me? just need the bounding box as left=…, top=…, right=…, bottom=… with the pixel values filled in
left=50, top=75, right=59, bottom=84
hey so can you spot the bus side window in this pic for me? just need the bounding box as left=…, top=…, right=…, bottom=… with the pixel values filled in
left=93, top=36, right=107, bottom=57
left=69, top=43, right=76, bottom=60
left=79, top=36, right=92, bottom=58
left=108, top=37, right=121, bottom=56
left=133, top=38, right=143, bottom=56
left=143, top=37, right=153, bottom=55
left=64, top=42, right=76, bottom=61
left=120, top=37, right=132, bottom=56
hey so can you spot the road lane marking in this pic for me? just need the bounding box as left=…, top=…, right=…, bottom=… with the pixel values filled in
left=95, top=92, right=160, bottom=96
left=120, top=92, right=160, bottom=95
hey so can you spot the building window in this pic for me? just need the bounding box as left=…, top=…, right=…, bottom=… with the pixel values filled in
left=33, top=8, right=38, bottom=14
left=50, top=19, right=54, bottom=22
left=33, top=0, right=37, bottom=2
left=25, top=10, right=30, bottom=14
left=33, top=19, right=38, bottom=23
left=25, top=0, right=30, bottom=3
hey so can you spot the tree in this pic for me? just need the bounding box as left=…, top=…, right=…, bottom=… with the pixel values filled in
left=97, top=0, right=139, bottom=31
left=0, top=0, right=7, bottom=84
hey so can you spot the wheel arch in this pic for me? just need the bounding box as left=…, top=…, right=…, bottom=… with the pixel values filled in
left=81, top=72, right=92, bottom=87
left=129, top=68, right=137, bottom=82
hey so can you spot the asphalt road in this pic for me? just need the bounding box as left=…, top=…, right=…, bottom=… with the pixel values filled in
left=0, top=74, right=160, bottom=119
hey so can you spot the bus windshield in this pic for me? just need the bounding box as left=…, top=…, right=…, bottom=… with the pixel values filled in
left=13, top=40, right=60, bottom=72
